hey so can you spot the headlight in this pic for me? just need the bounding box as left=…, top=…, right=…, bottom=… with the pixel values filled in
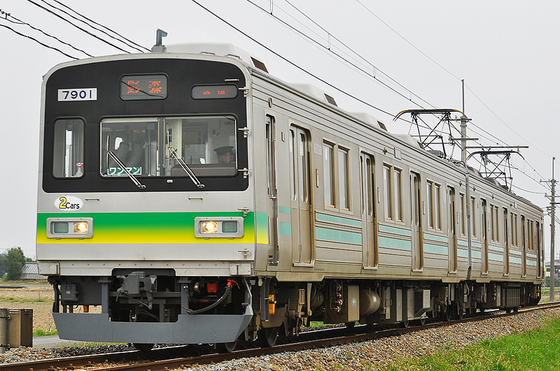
left=47, top=217, right=93, bottom=239
left=73, top=221, right=89, bottom=234
left=200, top=221, right=218, bottom=234
left=195, top=217, right=244, bottom=238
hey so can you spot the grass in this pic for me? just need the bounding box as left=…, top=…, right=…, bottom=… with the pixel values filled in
left=385, top=316, right=560, bottom=370
left=33, top=329, right=58, bottom=337
left=0, top=296, right=48, bottom=303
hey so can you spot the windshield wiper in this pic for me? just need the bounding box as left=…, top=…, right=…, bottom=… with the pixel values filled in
left=106, top=150, right=146, bottom=189
left=169, top=147, right=205, bottom=189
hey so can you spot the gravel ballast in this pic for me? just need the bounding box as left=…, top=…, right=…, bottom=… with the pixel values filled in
left=0, top=306, right=558, bottom=370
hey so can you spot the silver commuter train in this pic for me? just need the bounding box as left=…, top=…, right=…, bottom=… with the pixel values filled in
left=36, top=42, right=544, bottom=349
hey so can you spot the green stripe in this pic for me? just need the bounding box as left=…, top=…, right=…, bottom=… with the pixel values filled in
left=279, top=222, right=292, bottom=236
left=378, top=236, right=411, bottom=250
left=472, top=250, right=481, bottom=259
left=424, top=243, right=448, bottom=255
left=279, top=207, right=291, bottom=215
left=489, top=252, right=503, bottom=262
left=379, top=224, right=412, bottom=236
left=424, top=233, right=448, bottom=243
left=315, top=227, right=362, bottom=244
left=316, top=213, right=362, bottom=227
left=510, top=257, right=522, bottom=265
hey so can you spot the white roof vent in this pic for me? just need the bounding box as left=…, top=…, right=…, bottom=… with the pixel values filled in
left=162, top=43, right=268, bottom=72
left=394, top=133, right=422, bottom=148
left=291, top=83, right=337, bottom=106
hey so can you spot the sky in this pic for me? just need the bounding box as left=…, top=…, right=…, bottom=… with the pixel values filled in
left=1, top=0, right=559, bottom=260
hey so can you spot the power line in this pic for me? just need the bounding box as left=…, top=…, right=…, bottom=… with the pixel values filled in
left=0, top=21, right=78, bottom=59
left=247, top=0, right=435, bottom=110
left=47, top=0, right=149, bottom=53
left=26, top=0, right=131, bottom=54
left=3, top=11, right=92, bottom=57
left=192, top=0, right=394, bottom=117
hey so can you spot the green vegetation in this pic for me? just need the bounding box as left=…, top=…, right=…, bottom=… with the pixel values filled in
left=386, top=316, right=560, bottom=370
left=33, top=329, right=58, bottom=337
left=0, top=296, right=47, bottom=303
left=0, top=247, right=27, bottom=280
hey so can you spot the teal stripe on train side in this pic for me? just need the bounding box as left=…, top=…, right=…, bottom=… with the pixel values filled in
left=316, top=212, right=362, bottom=227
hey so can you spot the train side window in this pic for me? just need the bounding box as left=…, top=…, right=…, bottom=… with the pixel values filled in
left=393, top=168, right=403, bottom=221
left=511, top=213, right=518, bottom=247
left=52, top=119, right=85, bottom=178
left=471, top=197, right=477, bottom=237
left=383, top=165, right=393, bottom=219
left=435, top=184, right=441, bottom=229
left=459, top=193, right=466, bottom=236
left=427, top=181, right=434, bottom=228
left=323, top=142, right=335, bottom=207
left=338, top=147, right=350, bottom=210
left=426, top=180, right=442, bottom=230
left=491, top=205, right=500, bottom=242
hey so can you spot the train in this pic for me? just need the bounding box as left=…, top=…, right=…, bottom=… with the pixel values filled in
left=36, top=40, right=544, bottom=351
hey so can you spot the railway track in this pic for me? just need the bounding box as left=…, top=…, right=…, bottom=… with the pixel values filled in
left=2, top=302, right=559, bottom=371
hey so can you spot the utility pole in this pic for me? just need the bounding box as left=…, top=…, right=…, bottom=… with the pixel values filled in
left=551, top=158, right=556, bottom=302
left=543, top=158, right=557, bottom=302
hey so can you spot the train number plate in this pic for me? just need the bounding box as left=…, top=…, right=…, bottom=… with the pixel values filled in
left=58, top=88, right=97, bottom=101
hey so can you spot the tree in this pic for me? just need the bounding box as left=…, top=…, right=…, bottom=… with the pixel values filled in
left=1, top=247, right=26, bottom=280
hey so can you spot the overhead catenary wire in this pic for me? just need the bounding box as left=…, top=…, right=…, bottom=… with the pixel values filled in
left=192, top=0, right=393, bottom=117
left=46, top=0, right=149, bottom=53
left=26, top=0, right=132, bottom=54
left=0, top=21, right=78, bottom=59
left=2, top=10, right=92, bottom=57
left=247, top=0, right=435, bottom=110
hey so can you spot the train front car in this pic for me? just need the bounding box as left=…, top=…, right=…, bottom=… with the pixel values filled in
left=36, top=46, right=261, bottom=346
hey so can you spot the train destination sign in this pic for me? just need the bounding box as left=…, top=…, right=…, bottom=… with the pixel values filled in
left=191, top=85, right=238, bottom=99
left=120, top=74, right=167, bottom=100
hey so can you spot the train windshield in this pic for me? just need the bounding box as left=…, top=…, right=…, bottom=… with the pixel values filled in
left=101, top=115, right=237, bottom=178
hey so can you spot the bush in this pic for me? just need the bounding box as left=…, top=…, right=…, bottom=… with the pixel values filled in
left=0, top=247, right=26, bottom=280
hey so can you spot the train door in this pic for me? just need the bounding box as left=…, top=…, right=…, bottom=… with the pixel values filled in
left=447, top=187, right=458, bottom=273
left=289, top=125, right=313, bottom=266
left=360, top=153, right=378, bottom=268
left=536, top=221, right=543, bottom=278
left=266, top=115, right=278, bottom=262
left=411, top=172, right=423, bottom=271
left=521, top=215, right=527, bottom=277
left=503, top=208, right=510, bottom=276
left=481, top=199, right=489, bottom=274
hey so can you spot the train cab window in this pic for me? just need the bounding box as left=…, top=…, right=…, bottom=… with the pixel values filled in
left=100, top=115, right=237, bottom=178
left=53, top=119, right=85, bottom=178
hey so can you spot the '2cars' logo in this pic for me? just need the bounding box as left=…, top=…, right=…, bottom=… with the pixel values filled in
left=55, top=196, right=83, bottom=211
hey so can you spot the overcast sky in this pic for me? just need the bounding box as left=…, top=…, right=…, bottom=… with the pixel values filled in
left=1, top=0, right=559, bottom=260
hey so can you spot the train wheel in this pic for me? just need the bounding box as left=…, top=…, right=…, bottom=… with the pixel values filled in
left=258, top=327, right=279, bottom=347
left=402, top=320, right=410, bottom=328
left=133, top=343, right=154, bottom=352
left=419, top=317, right=426, bottom=325
left=217, top=339, right=238, bottom=353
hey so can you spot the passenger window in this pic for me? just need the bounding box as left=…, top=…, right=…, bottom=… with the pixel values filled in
left=323, top=142, right=335, bottom=207
left=338, top=147, right=349, bottom=209
left=383, top=165, right=392, bottom=219
left=53, top=119, right=85, bottom=178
